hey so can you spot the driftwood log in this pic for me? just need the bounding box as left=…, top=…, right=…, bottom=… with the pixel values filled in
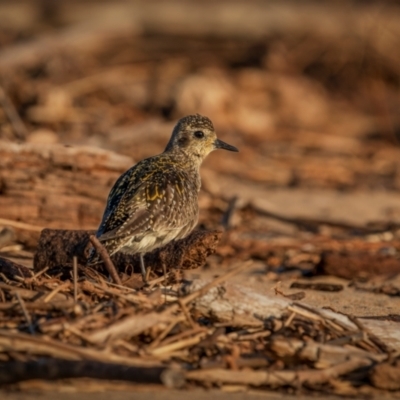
left=0, top=359, right=184, bottom=388
left=0, top=140, right=132, bottom=247
left=181, top=279, right=400, bottom=351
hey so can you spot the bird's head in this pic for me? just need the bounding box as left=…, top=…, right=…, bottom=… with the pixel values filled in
left=164, top=114, right=238, bottom=162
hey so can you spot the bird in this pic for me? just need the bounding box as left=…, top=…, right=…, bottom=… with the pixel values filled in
left=87, top=114, right=238, bottom=282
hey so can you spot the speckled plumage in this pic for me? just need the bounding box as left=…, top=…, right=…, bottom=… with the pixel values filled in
left=88, top=114, right=238, bottom=279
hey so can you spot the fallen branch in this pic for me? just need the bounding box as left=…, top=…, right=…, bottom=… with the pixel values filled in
left=0, top=330, right=160, bottom=367
left=0, top=359, right=184, bottom=388
left=186, top=357, right=373, bottom=388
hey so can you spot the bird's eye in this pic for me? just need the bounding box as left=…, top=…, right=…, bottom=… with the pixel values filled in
left=194, top=130, right=204, bottom=139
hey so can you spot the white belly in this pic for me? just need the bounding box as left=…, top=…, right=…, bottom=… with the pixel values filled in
left=119, top=228, right=184, bottom=255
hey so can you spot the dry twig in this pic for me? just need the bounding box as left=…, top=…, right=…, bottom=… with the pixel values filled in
left=186, top=357, right=373, bottom=388
left=73, top=256, right=78, bottom=302
left=89, top=235, right=122, bottom=285
left=15, top=292, right=34, bottom=335
left=0, top=86, right=28, bottom=140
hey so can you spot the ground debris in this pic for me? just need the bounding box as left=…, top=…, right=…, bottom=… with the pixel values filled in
left=32, top=228, right=222, bottom=280
left=0, top=256, right=398, bottom=395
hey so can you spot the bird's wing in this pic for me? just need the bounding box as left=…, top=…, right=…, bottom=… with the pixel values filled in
left=95, top=159, right=153, bottom=238
left=97, top=168, right=198, bottom=242
left=96, top=171, right=131, bottom=237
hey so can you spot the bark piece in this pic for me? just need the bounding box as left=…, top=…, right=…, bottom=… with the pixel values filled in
left=0, top=256, right=32, bottom=279
left=33, top=229, right=94, bottom=272
left=320, top=252, right=400, bottom=279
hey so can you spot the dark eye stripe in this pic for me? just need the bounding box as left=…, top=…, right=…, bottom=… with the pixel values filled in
left=194, top=130, right=204, bottom=139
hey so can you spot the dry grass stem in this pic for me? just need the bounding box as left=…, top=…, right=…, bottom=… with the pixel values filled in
left=150, top=333, right=207, bottom=356
left=0, top=87, right=28, bottom=140
left=15, top=292, right=34, bottom=334
left=43, top=282, right=70, bottom=303
left=148, top=317, right=186, bottom=350
left=0, top=218, right=44, bottom=232
left=73, top=256, right=78, bottom=303
left=31, top=267, right=49, bottom=281
left=178, top=299, right=196, bottom=329
left=158, top=326, right=208, bottom=348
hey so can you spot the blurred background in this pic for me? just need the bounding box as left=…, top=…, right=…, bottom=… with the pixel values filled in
left=1, top=0, right=400, bottom=269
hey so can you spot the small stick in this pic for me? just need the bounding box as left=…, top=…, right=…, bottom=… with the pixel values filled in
left=148, top=275, right=170, bottom=289
left=283, top=311, right=296, bottom=328
left=158, top=326, right=207, bottom=347
left=237, top=330, right=271, bottom=341
left=73, top=256, right=78, bottom=303
left=91, top=282, right=147, bottom=305
left=0, top=218, right=43, bottom=232
left=347, top=315, right=389, bottom=353
left=148, top=316, right=186, bottom=350
left=0, top=272, right=12, bottom=284
left=104, top=281, right=138, bottom=293
left=43, top=282, right=70, bottom=303
left=0, top=86, right=28, bottom=141
left=89, top=235, right=122, bottom=285
left=220, top=196, right=238, bottom=230
left=162, top=263, right=167, bottom=287
left=150, top=333, right=207, bottom=356
left=15, top=292, right=34, bottom=334
left=178, top=299, right=196, bottom=329
left=31, top=267, right=49, bottom=281
left=64, top=325, right=97, bottom=345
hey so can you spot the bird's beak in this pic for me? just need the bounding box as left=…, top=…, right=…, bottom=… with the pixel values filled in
left=214, top=139, right=239, bottom=152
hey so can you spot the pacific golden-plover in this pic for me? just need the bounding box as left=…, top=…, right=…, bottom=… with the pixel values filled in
left=87, top=114, right=238, bottom=281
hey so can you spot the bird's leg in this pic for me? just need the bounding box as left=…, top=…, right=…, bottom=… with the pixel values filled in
left=139, top=254, right=147, bottom=282
left=162, top=263, right=167, bottom=285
